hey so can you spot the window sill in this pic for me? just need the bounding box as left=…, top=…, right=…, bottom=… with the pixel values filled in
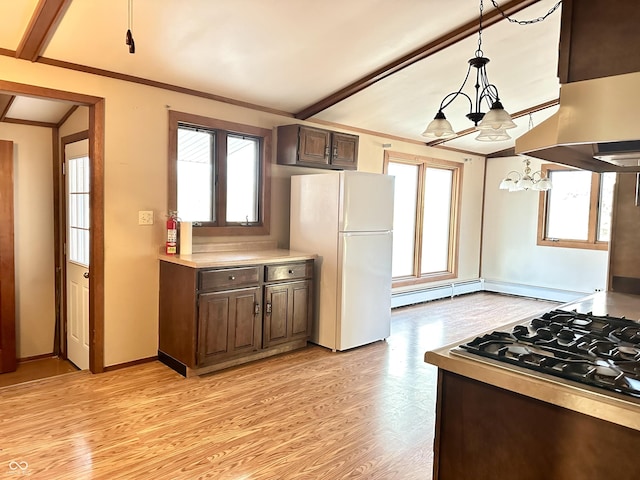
left=194, top=224, right=270, bottom=236
left=537, top=239, right=608, bottom=251
left=392, top=272, right=457, bottom=289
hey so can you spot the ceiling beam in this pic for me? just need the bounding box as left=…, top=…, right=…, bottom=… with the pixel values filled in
left=426, top=98, right=559, bottom=147
left=56, top=104, right=79, bottom=128
left=487, top=147, right=516, bottom=158
left=2, top=117, right=58, bottom=129
left=0, top=95, right=15, bottom=121
left=15, top=0, right=72, bottom=61
left=295, top=0, right=541, bottom=120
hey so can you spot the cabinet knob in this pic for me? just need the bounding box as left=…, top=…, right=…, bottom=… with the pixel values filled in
left=324, top=146, right=330, bottom=159
left=229, top=275, right=235, bottom=280
left=288, top=270, right=294, bottom=274
left=333, top=146, right=338, bottom=158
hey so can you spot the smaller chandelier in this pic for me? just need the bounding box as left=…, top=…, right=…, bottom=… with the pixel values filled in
left=499, top=158, right=552, bottom=192
left=421, top=0, right=516, bottom=142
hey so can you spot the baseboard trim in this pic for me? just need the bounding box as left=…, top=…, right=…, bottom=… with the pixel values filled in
left=392, top=278, right=590, bottom=308
left=103, top=356, right=158, bottom=372
left=18, top=352, right=55, bottom=362
left=482, top=280, right=588, bottom=303
left=391, top=280, right=484, bottom=308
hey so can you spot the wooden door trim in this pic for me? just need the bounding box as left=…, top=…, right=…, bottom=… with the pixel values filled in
left=89, top=100, right=105, bottom=373
left=0, top=140, right=16, bottom=373
left=0, top=79, right=104, bottom=374
left=52, top=128, right=61, bottom=356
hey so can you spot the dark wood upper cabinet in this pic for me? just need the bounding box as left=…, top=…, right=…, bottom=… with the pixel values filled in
left=277, top=124, right=358, bottom=170
left=559, top=0, right=640, bottom=84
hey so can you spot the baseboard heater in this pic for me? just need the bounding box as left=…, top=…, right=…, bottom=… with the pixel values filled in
left=391, top=280, right=483, bottom=309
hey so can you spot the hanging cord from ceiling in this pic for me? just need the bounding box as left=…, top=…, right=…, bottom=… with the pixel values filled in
left=125, top=0, right=135, bottom=54
left=491, top=0, right=562, bottom=25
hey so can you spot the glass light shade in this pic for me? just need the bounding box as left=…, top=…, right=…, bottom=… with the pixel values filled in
left=475, top=128, right=511, bottom=142
left=536, top=177, right=552, bottom=191
left=499, top=178, right=513, bottom=190
left=509, top=181, right=522, bottom=192
left=478, top=101, right=517, bottom=130
left=519, top=175, right=534, bottom=190
left=421, top=111, right=455, bottom=138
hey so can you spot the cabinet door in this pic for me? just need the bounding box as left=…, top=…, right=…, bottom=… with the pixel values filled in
left=331, top=132, right=358, bottom=170
left=264, top=281, right=311, bottom=348
left=298, top=126, right=331, bottom=165
left=197, top=287, right=261, bottom=365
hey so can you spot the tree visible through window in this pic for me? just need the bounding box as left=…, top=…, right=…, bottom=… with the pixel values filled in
left=384, top=151, right=462, bottom=285
left=537, top=165, right=615, bottom=250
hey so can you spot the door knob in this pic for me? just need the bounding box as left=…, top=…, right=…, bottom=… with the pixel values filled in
left=83, top=272, right=89, bottom=279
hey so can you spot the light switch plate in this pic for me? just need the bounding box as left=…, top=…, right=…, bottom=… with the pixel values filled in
left=138, top=210, right=154, bottom=225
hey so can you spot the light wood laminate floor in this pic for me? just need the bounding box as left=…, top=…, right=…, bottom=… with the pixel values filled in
left=0, top=293, right=558, bottom=479
left=0, top=357, right=78, bottom=388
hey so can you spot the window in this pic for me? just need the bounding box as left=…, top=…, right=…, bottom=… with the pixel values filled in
left=537, top=165, right=616, bottom=250
left=384, top=151, right=462, bottom=285
left=68, top=155, right=90, bottom=266
left=169, top=111, right=271, bottom=235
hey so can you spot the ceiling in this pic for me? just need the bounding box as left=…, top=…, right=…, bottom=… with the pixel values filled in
left=0, top=0, right=563, bottom=156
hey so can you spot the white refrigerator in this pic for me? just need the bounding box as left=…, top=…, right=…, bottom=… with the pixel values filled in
left=290, top=171, right=394, bottom=351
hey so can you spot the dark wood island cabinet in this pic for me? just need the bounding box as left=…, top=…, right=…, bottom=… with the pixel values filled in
left=158, top=248, right=314, bottom=376
left=425, top=292, right=640, bottom=480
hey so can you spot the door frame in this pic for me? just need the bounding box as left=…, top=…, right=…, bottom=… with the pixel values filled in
left=0, top=79, right=105, bottom=373
left=0, top=140, right=16, bottom=373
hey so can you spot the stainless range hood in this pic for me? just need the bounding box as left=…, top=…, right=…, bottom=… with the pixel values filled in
left=516, top=72, right=640, bottom=172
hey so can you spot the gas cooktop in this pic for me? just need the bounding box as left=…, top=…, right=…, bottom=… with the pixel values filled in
left=455, top=309, right=640, bottom=399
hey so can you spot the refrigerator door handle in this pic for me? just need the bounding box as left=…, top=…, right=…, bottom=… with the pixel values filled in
left=342, top=230, right=392, bottom=236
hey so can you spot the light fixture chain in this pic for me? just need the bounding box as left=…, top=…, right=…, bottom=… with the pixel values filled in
left=490, top=0, right=562, bottom=25
left=477, top=0, right=484, bottom=52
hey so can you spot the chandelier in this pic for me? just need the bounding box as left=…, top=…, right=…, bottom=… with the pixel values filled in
left=421, top=0, right=516, bottom=142
left=499, top=158, right=552, bottom=192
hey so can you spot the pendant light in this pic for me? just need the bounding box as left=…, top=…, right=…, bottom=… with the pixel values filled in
left=422, top=0, right=516, bottom=141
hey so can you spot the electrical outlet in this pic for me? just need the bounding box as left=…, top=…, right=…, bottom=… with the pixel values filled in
left=138, top=210, right=154, bottom=225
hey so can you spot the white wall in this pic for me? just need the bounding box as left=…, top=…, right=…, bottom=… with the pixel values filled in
left=0, top=56, right=484, bottom=366
left=482, top=156, right=609, bottom=300
left=1, top=123, right=56, bottom=358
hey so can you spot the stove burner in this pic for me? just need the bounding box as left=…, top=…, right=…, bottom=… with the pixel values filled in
left=459, top=309, right=640, bottom=398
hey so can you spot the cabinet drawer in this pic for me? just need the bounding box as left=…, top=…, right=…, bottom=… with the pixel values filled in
left=265, top=262, right=311, bottom=282
left=199, top=267, right=260, bottom=291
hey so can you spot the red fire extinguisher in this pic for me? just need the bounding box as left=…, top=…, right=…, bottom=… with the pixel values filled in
left=166, top=211, right=178, bottom=255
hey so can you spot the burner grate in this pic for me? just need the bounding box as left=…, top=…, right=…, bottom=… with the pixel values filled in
left=459, top=310, right=640, bottom=398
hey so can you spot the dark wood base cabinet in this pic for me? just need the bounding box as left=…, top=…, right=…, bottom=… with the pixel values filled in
left=433, top=371, right=640, bottom=480
left=159, top=259, right=313, bottom=376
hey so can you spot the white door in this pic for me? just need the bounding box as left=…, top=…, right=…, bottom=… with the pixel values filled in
left=66, top=140, right=90, bottom=370
left=336, top=231, right=393, bottom=350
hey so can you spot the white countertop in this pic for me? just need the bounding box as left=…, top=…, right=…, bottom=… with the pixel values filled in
left=424, top=291, right=640, bottom=431
left=158, top=249, right=316, bottom=268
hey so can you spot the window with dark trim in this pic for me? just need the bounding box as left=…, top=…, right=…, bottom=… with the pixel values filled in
left=537, top=165, right=615, bottom=250
left=383, top=151, right=462, bottom=287
left=168, top=111, right=271, bottom=236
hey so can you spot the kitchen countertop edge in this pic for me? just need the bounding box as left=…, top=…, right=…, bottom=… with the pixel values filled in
left=158, top=249, right=316, bottom=268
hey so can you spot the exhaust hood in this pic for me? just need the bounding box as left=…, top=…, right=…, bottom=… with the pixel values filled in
left=515, top=72, right=640, bottom=172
